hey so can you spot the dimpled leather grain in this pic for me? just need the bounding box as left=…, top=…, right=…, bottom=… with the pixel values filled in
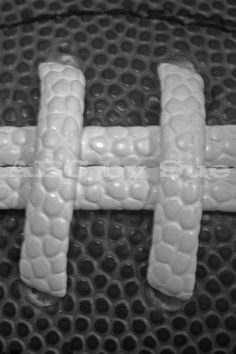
left=20, top=62, right=85, bottom=297
left=147, top=62, right=206, bottom=300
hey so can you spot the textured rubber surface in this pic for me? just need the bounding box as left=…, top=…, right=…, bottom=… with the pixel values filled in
left=0, top=6, right=236, bottom=354
left=20, top=61, right=85, bottom=297
left=2, top=124, right=236, bottom=167
left=148, top=62, right=206, bottom=300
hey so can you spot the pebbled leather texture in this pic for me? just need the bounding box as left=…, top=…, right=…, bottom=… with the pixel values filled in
left=0, top=166, right=234, bottom=213
left=19, top=61, right=85, bottom=297
left=82, top=125, right=160, bottom=167
left=0, top=6, right=236, bottom=353
left=147, top=62, right=206, bottom=300
left=0, top=124, right=236, bottom=167
left=203, top=168, right=236, bottom=212
left=205, top=125, right=236, bottom=168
